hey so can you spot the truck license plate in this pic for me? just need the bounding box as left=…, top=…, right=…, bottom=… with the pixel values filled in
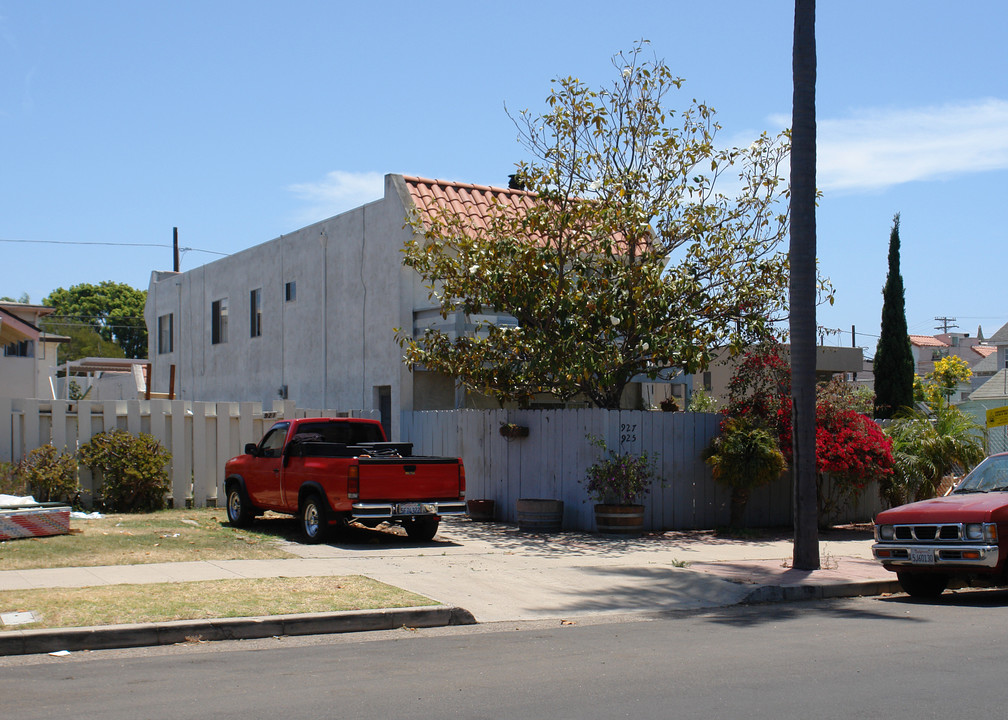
left=397, top=503, right=428, bottom=515
left=909, top=548, right=935, bottom=564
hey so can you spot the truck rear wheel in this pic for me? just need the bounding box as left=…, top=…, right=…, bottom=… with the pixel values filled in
left=403, top=516, right=439, bottom=542
left=897, top=572, right=948, bottom=599
left=300, top=493, right=329, bottom=544
left=226, top=484, right=254, bottom=528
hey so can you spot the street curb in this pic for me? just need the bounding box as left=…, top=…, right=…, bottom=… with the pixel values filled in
left=0, top=605, right=476, bottom=657
left=741, top=579, right=902, bottom=604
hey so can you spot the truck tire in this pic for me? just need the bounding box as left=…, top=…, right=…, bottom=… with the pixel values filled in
left=300, top=493, right=329, bottom=544
left=225, top=484, right=254, bottom=528
left=897, top=572, right=948, bottom=599
left=403, top=516, right=439, bottom=542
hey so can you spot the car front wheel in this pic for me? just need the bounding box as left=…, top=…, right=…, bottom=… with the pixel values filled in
left=226, top=484, right=254, bottom=527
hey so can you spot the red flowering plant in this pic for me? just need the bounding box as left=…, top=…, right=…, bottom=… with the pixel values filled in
left=582, top=435, right=659, bottom=506
left=778, top=378, right=893, bottom=525
left=712, top=345, right=893, bottom=527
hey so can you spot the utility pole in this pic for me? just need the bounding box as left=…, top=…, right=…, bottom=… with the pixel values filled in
left=934, top=316, right=958, bottom=333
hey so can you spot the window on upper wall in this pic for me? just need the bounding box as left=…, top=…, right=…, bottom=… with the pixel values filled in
left=285, top=281, right=296, bottom=302
left=3, top=340, right=33, bottom=357
left=158, top=313, right=174, bottom=354
left=211, top=298, right=229, bottom=345
left=250, top=288, right=262, bottom=338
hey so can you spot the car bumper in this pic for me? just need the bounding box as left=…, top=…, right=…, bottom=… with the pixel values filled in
left=351, top=501, right=468, bottom=520
left=872, top=543, right=1000, bottom=568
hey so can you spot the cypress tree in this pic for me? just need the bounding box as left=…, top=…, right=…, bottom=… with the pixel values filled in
left=873, top=214, right=914, bottom=419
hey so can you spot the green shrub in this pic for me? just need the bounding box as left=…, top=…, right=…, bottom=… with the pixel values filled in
left=79, top=430, right=172, bottom=512
left=17, top=444, right=78, bottom=502
left=0, top=460, right=27, bottom=496
left=703, top=416, right=786, bottom=528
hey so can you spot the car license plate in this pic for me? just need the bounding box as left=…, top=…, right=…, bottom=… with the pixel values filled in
left=910, top=548, right=935, bottom=565
left=397, top=503, right=426, bottom=515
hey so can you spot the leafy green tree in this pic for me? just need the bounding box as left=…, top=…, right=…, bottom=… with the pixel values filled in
left=400, top=42, right=802, bottom=409
left=873, top=215, right=914, bottom=419
left=42, top=281, right=147, bottom=360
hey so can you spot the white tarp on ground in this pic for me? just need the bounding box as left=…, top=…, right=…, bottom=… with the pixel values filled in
left=0, top=494, right=37, bottom=508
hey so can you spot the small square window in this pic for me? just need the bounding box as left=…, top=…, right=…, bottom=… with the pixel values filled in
left=285, top=281, right=296, bottom=302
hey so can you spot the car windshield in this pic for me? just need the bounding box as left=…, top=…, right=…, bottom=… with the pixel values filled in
left=953, top=454, right=1008, bottom=493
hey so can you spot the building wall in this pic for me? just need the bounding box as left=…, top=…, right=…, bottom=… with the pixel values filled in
left=146, top=175, right=417, bottom=438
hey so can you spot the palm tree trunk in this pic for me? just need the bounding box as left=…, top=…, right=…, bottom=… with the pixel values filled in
left=790, top=0, right=820, bottom=570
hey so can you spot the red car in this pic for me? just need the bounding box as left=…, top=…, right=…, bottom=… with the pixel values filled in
left=873, top=452, right=1008, bottom=598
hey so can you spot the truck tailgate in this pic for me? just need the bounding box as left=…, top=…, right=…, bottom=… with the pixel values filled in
left=357, top=458, right=462, bottom=501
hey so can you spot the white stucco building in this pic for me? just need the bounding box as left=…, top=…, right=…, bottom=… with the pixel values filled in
left=145, top=174, right=540, bottom=438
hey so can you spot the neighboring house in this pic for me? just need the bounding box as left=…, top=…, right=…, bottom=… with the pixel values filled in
left=0, top=301, right=69, bottom=399
left=680, top=343, right=864, bottom=410
left=146, top=174, right=669, bottom=438
left=969, top=322, right=1008, bottom=405
left=910, top=329, right=993, bottom=403
left=53, top=357, right=156, bottom=401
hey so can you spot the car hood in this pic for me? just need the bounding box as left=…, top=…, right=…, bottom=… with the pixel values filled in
left=876, top=493, right=1008, bottom=524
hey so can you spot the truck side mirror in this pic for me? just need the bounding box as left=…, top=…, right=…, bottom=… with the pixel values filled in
left=245, top=443, right=258, bottom=456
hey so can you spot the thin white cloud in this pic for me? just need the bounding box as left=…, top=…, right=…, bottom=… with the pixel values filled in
left=288, top=170, right=384, bottom=225
left=772, top=99, right=1008, bottom=193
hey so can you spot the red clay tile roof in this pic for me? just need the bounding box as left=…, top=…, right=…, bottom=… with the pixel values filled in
left=909, top=335, right=948, bottom=348
left=401, top=174, right=642, bottom=254
left=403, top=175, right=538, bottom=234
left=972, top=345, right=997, bottom=358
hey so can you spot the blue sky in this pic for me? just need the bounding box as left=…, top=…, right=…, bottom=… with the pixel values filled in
left=3, top=1, right=1007, bottom=353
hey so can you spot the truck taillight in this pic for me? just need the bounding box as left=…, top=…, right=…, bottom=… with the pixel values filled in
left=459, top=463, right=466, bottom=500
left=348, top=465, right=359, bottom=499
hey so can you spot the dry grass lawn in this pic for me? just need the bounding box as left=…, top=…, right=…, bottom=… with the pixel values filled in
left=0, top=576, right=435, bottom=630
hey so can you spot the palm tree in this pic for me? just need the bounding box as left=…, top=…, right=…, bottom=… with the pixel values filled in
left=882, top=399, right=987, bottom=506
left=790, top=0, right=819, bottom=569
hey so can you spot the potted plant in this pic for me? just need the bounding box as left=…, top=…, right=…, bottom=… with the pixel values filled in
left=582, top=435, right=658, bottom=535
left=499, top=422, right=529, bottom=439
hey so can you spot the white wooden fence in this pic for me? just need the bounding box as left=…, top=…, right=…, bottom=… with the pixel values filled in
left=402, top=409, right=885, bottom=531
left=0, top=397, right=376, bottom=509
left=1, top=397, right=884, bottom=528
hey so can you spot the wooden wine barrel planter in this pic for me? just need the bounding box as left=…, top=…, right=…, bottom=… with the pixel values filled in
left=594, top=504, right=645, bottom=536
left=516, top=498, right=564, bottom=532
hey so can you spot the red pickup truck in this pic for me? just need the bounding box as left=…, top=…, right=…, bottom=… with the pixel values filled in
left=872, top=452, right=1008, bottom=598
left=224, top=417, right=466, bottom=543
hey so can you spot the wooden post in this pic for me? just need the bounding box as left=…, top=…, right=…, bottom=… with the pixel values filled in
left=169, top=365, right=176, bottom=400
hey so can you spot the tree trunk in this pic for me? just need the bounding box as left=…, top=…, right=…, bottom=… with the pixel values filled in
left=790, top=0, right=820, bottom=570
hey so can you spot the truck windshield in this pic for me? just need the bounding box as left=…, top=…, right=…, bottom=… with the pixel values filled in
left=953, top=454, right=1008, bottom=494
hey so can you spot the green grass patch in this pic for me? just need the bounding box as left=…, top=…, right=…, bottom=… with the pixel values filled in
left=0, top=508, right=297, bottom=570
left=0, top=576, right=436, bottom=630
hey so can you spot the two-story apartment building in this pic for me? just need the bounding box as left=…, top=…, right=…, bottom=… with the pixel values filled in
left=0, top=302, right=68, bottom=399
left=146, top=173, right=601, bottom=438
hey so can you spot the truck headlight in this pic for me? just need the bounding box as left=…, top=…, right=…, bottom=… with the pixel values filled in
left=965, top=523, right=998, bottom=542
left=877, top=524, right=895, bottom=541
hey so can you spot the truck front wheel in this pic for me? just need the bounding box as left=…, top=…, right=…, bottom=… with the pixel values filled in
left=897, top=572, right=948, bottom=599
left=403, top=516, right=439, bottom=542
left=226, top=484, right=254, bottom=528
left=300, top=493, right=329, bottom=544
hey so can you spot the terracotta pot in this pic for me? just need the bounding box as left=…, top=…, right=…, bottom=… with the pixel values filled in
left=467, top=499, right=496, bottom=522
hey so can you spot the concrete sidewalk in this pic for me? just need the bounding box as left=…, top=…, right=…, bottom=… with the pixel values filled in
left=0, top=519, right=899, bottom=655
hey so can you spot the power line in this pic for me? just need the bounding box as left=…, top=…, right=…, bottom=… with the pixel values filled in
left=0, top=237, right=229, bottom=257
